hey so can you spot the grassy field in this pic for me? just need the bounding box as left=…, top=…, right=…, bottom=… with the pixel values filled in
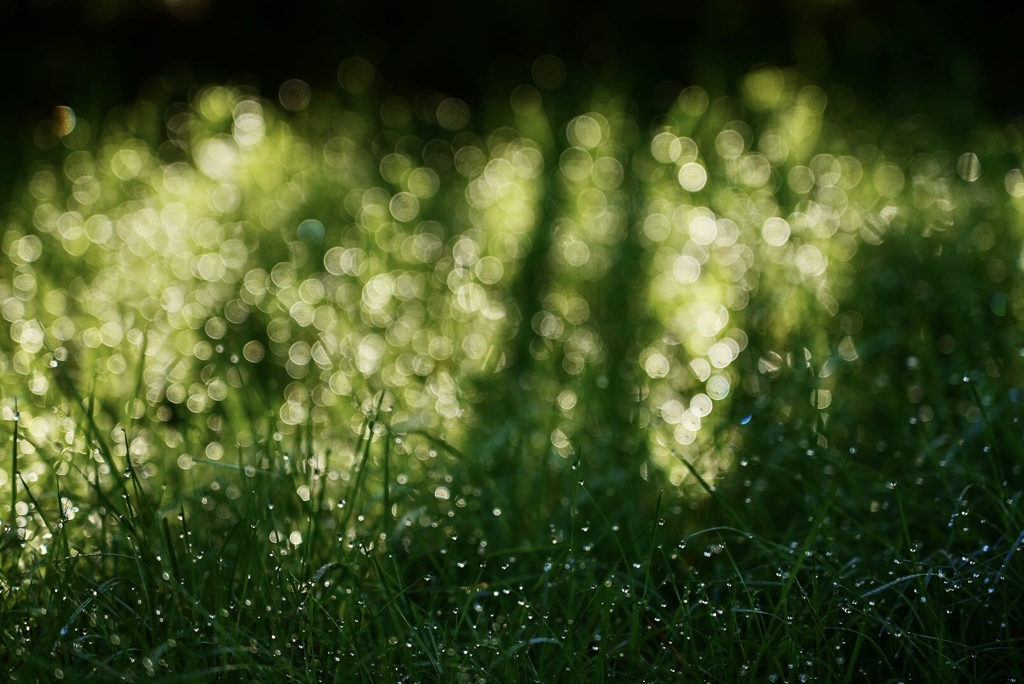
left=2, top=64, right=1024, bottom=681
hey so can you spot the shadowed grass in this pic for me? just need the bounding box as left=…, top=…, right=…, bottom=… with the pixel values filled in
left=1, top=357, right=1021, bottom=681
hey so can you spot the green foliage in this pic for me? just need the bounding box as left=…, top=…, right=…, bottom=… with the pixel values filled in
left=1, top=64, right=1023, bottom=680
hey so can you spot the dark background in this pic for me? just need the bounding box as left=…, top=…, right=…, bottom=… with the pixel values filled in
left=3, top=0, right=1022, bottom=194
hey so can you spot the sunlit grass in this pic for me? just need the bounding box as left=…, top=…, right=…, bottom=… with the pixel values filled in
left=2, top=61, right=1024, bottom=680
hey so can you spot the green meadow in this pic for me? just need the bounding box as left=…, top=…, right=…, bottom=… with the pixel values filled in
left=2, top=62, right=1023, bottom=681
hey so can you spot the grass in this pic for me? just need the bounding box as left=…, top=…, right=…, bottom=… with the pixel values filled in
left=3, top=368, right=1022, bottom=682
left=2, top=64, right=1024, bottom=680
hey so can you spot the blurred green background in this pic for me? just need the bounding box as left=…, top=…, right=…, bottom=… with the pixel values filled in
left=3, top=0, right=1024, bottom=495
